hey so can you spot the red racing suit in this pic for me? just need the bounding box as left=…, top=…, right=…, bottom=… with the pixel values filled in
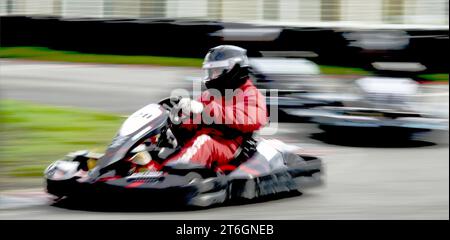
left=164, top=79, right=268, bottom=168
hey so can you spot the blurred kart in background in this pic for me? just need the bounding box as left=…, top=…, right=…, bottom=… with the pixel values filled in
left=249, top=57, right=345, bottom=121
left=295, top=77, right=449, bottom=141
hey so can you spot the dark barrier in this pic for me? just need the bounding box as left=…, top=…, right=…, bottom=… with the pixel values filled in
left=0, top=16, right=448, bottom=73
left=335, top=28, right=449, bottom=73
left=168, top=20, right=224, bottom=57
left=1, top=16, right=36, bottom=46
left=52, top=18, right=105, bottom=52
left=406, top=30, right=449, bottom=73
left=277, top=28, right=364, bottom=66
left=102, top=19, right=177, bottom=56
left=46, top=18, right=223, bottom=57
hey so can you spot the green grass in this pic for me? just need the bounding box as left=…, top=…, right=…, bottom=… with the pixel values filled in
left=417, top=73, right=449, bottom=82
left=0, top=100, right=123, bottom=177
left=319, top=65, right=372, bottom=75
left=0, top=46, right=204, bottom=67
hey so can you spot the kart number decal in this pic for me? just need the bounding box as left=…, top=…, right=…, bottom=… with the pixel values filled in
left=120, top=104, right=162, bottom=136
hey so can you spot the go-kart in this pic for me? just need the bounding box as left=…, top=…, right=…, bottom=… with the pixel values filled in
left=44, top=97, right=323, bottom=207
left=291, top=77, right=449, bottom=137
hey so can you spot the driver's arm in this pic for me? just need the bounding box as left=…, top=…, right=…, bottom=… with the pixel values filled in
left=202, top=87, right=268, bottom=133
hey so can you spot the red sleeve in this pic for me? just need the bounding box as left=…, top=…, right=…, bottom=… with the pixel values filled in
left=203, top=85, right=268, bottom=133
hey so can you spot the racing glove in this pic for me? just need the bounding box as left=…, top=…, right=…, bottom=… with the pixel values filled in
left=179, top=98, right=204, bottom=115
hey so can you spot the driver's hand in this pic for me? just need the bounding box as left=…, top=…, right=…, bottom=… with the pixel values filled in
left=179, top=98, right=204, bottom=115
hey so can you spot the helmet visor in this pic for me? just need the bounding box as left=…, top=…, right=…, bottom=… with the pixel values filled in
left=202, top=60, right=234, bottom=81
left=204, top=67, right=228, bottom=81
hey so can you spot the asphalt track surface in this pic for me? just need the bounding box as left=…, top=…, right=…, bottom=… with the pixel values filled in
left=0, top=60, right=448, bottom=219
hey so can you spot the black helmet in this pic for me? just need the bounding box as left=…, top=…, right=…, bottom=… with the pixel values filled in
left=202, top=45, right=250, bottom=91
